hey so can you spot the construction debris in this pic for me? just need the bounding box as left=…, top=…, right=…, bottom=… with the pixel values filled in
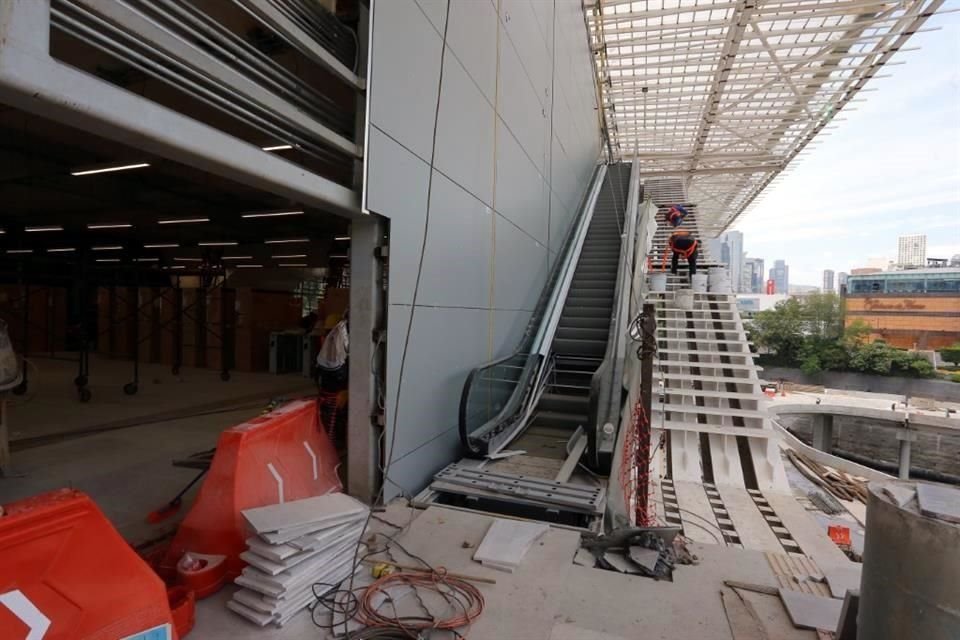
left=786, top=449, right=868, bottom=503
left=472, top=518, right=549, bottom=572
left=226, top=494, right=368, bottom=627
left=916, top=482, right=960, bottom=524
left=581, top=526, right=684, bottom=579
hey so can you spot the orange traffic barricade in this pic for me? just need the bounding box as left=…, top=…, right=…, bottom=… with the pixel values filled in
left=0, top=489, right=176, bottom=639
left=159, top=398, right=341, bottom=596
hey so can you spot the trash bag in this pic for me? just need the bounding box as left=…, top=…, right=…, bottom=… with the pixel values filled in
left=0, top=319, right=22, bottom=389
left=316, top=319, right=348, bottom=371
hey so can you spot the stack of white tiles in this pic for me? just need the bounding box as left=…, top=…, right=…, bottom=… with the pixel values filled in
left=227, top=493, right=368, bottom=627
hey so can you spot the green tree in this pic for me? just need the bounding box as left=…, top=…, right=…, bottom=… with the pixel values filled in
left=848, top=341, right=895, bottom=375
left=842, top=319, right=872, bottom=348
left=750, top=298, right=805, bottom=363
left=803, top=292, right=844, bottom=340
left=940, top=342, right=960, bottom=367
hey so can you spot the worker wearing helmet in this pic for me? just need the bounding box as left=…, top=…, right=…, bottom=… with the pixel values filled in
left=668, top=229, right=699, bottom=280
left=665, top=205, right=689, bottom=228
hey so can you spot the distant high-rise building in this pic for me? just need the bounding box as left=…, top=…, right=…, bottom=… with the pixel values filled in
left=950, top=254, right=960, bottom=268
left=838, top=272, right=849, bottom=292
left=770, top=260, right=789, bottom=294
left=897, top=234, right=927, bottom=268
left=743, top=257, right=765, bottom=293
left=822, top=269, right=835, bottom=293
left=716, top=231, right=745, bottom=292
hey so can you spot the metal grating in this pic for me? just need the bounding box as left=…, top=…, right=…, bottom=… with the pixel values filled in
left=587, top=0, right=946, bottom=230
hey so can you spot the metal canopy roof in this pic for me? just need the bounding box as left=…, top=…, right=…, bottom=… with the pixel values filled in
left=587, top=0, right=945, bottom=232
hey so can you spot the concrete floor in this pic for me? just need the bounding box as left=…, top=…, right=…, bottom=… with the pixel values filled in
left=194, top=503, right=822, bottom=640
left=7, top=354, right=312, bottom=443
left=1, top=354, right=313, bottom=542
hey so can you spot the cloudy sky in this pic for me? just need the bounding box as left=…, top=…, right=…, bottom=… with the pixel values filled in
left=732, top=11, right=960, bottom=287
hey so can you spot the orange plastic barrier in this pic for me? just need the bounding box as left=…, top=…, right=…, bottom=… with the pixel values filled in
left=0, top=489, right=175, bottom=640
left=159, top=399, right=341, bottom=594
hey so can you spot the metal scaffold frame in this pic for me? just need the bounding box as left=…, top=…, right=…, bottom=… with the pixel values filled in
left=586, top=0, right=947, bottom=230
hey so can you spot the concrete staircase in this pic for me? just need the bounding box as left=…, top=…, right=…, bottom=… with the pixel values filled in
left=644, top=202, right=788, bottom=491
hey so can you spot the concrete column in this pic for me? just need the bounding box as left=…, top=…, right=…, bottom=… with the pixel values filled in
left=347, top=214, right=386, bottom=503
left=811, top=414, right=834, bottom=454
left=896, top=429, right=918, bottom=480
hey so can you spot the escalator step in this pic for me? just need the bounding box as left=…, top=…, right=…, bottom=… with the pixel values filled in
left=537, top=393, right=590, bottom=414
left=559, top=316, right=611, bottom=330
left=532, top=410, right=588, bottom=431
left=556, top=326, right=608, bottom=341
left=553, top=338, right=607, bottom=357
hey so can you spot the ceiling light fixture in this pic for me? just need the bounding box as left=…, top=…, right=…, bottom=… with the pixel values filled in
left=144, top=243, right=179, bottom=248
left=167, top=265, right=186, bottom=270
left=87, top=223, right=133, bottom=230
left=334, top=236, right=351, bottom=241
left=26, top=225, right=63, bottom=232
left=278, top=263, right=308, bottom=267
left=271, top=254, right=306, bottom=259
left=47, top=247, right=76, bottom=253
left=174, top=257, right=202, bottom=262
left=222, top=255, right=253, bottom=260
left=6, top=249, right=33, bottom=254
left=236, top=264, right=263, bottom=268
left=158, top=217, right=210, bottom=225
left=71, top=162, right=150, bottom=176
left=264, top=238, right=309, bottom=244
left=135, top=257, right=159, bottom=262
left=0, top=229, right=5, bottom=234
left=92, top=245, right=123, bottom=251
left=329, top=254, right=349, bottom=259
left=262, top=144, right=293, bottom=151
left=241, top=210, right=304, bottom=219
left=198, top=241, right=238, bottom=246
left=96, top=258, right=121, bottom=263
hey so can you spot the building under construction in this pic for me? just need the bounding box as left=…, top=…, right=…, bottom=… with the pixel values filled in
left=0, top=1, right=957, bottom=639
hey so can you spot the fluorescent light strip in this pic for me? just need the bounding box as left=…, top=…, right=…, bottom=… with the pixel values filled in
left=264, top=238, right=308, bottom=244
left=144, top=243, right=179, bottom=248
left=6, top=249, right=33, bottom=254
left=158, top=218, right=209, bottom=225
left=329, top=254, right=349, bottom=259
left=0, top=229, right=5, bottom=234
left=167, top=265, right=186, bottom=270
left=135, top=257, right=159, bottom=262
left=334, top=236, right=351, bottom=241
left=92, top=245, right=123, bottom=251
left=88, top=223, right=132, bottom=229
left=96, top=258, right=120, bottom=263
left=222, top=255, right=253, bottom=260
left=26, top=225, right=63, bottom=232
left=271, top=254, right=306, bottom=259
left=262, top=144, right=293, bottom=151
left=278, top=263, right=307, bottom=267
left=236, top=264, right=263, bottom=268
left=48, top=248, right=76, bottom=253
left=198, top=241, right=238, bottom=246
left=174, top=257, right=202, bottom=262
left=71, top=162, right=150, bottom=176
left=241, top=210, right=303, bottom=219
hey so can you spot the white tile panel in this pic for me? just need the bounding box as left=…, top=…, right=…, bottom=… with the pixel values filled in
left=414, top=0, right=448, bottom=35
left=494, top=118, right=548, bottom=245
left=497, top=32, right=548, bottom=174
left=446, top=0, right=498, bottom=105
left=493, top=215, right=548, bottom=312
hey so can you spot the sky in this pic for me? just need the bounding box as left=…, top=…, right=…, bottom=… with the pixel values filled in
left=731, top=11, right=960, bottom=287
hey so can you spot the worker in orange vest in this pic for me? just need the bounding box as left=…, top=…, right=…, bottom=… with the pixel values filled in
left=668, top=229, right=699, bottom=280
left=665, top=204, right=689, bottom=228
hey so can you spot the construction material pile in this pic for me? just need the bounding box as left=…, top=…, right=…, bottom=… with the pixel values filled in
left=227, top=494, right=368, bottom=627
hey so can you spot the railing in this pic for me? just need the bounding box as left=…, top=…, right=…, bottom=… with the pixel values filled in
left=605, top=189, right=661, bottom=528
left=459, top=165, right=607, bottom=457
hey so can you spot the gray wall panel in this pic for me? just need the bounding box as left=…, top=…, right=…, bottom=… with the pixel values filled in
left=367, top=128, right=429, bottom=306
left=369, top=0, right=442, bottom=163
left=367, top=0, right=601, bottom=498
left=387, top=306, right=489, bottom=461
left=417, top=171, right=493, bottom=309
left=494, top=118, right=548, bottom=244
left=493, top=215, right=548, bottom=313
left=446, top=0, right=498, bottom=104
left=434, top=53, right=495, bottom=207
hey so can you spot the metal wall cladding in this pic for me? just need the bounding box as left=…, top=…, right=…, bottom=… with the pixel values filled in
left=366, top=0, right=601, bottom=497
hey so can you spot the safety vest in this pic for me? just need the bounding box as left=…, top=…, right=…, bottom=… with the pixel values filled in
left=669, top=233, right=698, bottom=259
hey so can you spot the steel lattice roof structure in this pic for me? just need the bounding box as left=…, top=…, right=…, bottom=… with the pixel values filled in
left=587, top=0, right=946, bottom=232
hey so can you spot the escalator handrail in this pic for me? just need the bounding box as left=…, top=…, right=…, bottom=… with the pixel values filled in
left=588, top=157, right=642, bottom=466
left=458, top=164, right=608, bottom=456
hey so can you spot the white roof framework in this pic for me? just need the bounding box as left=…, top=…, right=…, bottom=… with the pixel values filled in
left=587, top=0, right=946, bottom=232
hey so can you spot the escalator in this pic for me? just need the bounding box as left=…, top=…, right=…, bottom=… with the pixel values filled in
left=423, top=162, right=639, bottom=527
left=514, top=164, right=630, bottom=460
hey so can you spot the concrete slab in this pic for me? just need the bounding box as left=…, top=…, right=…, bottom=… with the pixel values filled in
left=717, top=486, right=783, bottom=553
left=822, top=564, right=862, bottom=599
left=778, top=589, right=843, bottom=631
left=916, top=482, right=960, bottom=524
left=762, top=492, right=851, bottom=568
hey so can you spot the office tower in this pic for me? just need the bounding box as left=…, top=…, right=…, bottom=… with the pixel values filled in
left=897, top=234, right=926, bottom=268
left=822, top=269, right=835, bottom=293
left=770, top=260, right=789, bottom=294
